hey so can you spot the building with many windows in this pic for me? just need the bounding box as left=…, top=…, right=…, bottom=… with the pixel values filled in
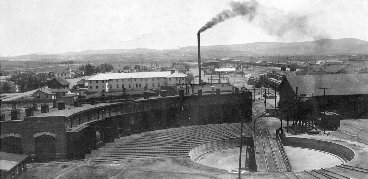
left=87, top=71, right=186, bottom=92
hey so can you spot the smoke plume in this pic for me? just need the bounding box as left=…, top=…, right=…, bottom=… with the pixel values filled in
left=199, top=0, right=328, bottom=43
left=198, top=1, right=258, bottom=33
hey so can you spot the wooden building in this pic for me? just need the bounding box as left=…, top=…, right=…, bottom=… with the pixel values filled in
left=33, top=88, right=55, bottom=99
left=47, top=77, right=70, bottom=98
left=279, top=73, right=368, bottom=119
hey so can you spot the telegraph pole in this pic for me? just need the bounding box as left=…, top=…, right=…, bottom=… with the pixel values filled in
left=294, top=87, right=298, bottom=132
left=264, top=89, right=267, bottom=110
left=274, top=85, right=277, bottom=111
left=319, top=87, right=328, bottom=134
left=239, top=114, right=243, bottom=178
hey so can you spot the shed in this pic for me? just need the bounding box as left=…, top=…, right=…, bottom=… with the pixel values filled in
left=0, top=152, right=28, bottom=179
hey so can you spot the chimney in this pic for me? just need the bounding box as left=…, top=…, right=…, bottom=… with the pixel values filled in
left=197, top=32, right=202, bottom=84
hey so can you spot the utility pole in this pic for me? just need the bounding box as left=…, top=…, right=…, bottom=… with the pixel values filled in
left=234, top=70, right=236, bottom=84
left=253, top=87, right=256, bottom=102
left=294, top=87, right=298, bottom=133
left=354, top=95, right=357, bottom=120
left=264, top=89, right=267, bottom=110
left=319, top=87, right=328, bottom=134
left=287, top=116, right=289, bottom=133
left=239, top=112, right=244, bottom=179
left=274, top=85, right=277, bottom=111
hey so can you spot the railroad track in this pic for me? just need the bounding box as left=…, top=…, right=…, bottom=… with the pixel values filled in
left=303, top=164, right=368, bottom=179
left=304, top=169, right=350, bottom=179
left=337, top=164, right=368, bottom=175
left=89, top=123, right=253, bottom=163
left=257, top=118, right=288, bottom=172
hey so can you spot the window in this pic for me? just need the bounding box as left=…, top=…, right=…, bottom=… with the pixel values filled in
left=117, top=84, right=119, bottom=88
left=145, top=78, right=148, bottom=81
left=157, top=78, right=159, bottom=80
left=110, top=85, right=112, bottom=89
left=141, top=78, right=143, bottom=81
left=116, top=79, right=119, bottom=82
left=90, top=86, right=92, bottom=89
left=136, top=84, right=138, bottom=88
left=96, top=80, right=98, bottom=83
left=152, top=83, right=155, bottom=87
left=152, top=78, right=154, bottom=81
left=122, top=84, right=124, bottom=88
left=139, top=84, right=141, bottom=87
left=158, top=83, right=160, bottom=87
left=169, top=78, right=171, bottom=81
left=96, top=86, right=98, bottom=89
left=134, top=79, right=136, bottom=81
left=129, top=84, right=131, bottom=88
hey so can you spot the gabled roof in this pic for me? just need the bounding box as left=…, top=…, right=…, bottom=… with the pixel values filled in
left=215, top=68, right=236, bottom=72
left=52, top=77, right=70, bottom=86
left=323, top=64, right=355, bottom=74
left=50, top=88, right=69, bottom=93
left=35, top=88, right=53, bottom=95
left=77, top=79, right=86, bottom=84
left=166, top=72, right=187, bottom=78
left=295, top=69, right=326, bottom=75
left=87, top=71, right=186, bottom=81
left=282, top=73, right=368, bottom=96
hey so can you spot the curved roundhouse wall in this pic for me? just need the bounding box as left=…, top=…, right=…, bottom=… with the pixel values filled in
left=283, top=137, right=355, bottom=162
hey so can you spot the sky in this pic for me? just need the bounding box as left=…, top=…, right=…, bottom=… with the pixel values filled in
left=1, top=0, right=368, bottom=56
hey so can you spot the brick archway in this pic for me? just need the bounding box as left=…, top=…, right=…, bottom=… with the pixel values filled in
left=0, top=134, right=22, bottom=154
left=34, top=132, right=56, bottom=162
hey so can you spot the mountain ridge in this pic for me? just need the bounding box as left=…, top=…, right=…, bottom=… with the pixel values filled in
left=2, top=38, right=367, bottom=61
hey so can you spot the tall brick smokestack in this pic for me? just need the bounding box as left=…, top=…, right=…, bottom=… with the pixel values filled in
left=197, top=32, right=201, bottom=84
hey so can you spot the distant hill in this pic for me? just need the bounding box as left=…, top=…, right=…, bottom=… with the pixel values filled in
left=179, top=38, right=368, bottom=56
left=61, top=48, right=161, bottom=56
left=2, top=38, right=368, bottom=61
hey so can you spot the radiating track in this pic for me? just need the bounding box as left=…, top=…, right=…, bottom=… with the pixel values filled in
left=88, top=123, right=253, bottom=163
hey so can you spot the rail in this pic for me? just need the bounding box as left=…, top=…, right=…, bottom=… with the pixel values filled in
left=275, top=136, right=292, bottom=172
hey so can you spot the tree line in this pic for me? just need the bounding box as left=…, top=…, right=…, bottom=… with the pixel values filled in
left=6, top=72, right=49, bottom=92
left=78, top=63, right=114, bottom=75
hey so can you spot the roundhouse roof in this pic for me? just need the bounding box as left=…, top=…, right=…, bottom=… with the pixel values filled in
left=282, top=73, right=368, bottom=96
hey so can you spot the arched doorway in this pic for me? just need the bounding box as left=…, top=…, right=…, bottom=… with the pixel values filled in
left=96, top=131, right=101, bottom=143
left=0, top=134, right=22, bottom=154
left=34, top=132, right=56, bottom=162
